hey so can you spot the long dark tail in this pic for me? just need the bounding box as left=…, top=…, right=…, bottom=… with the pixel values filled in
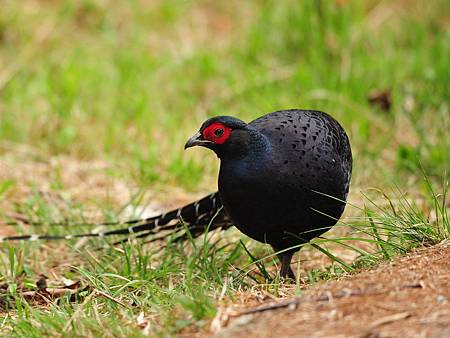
left=0, top=192, right=231, bottom=243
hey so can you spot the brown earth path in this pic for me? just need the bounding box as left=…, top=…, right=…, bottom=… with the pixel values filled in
left=212, top=241, right=450, bottom=338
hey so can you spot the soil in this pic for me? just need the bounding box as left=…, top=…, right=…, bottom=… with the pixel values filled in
left=211, top=241, right=450, bottom=338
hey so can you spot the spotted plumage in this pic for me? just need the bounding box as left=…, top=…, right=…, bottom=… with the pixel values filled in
left=185, top=109, right=352, bottom=277
left=2, top=109, right=352, bottom=278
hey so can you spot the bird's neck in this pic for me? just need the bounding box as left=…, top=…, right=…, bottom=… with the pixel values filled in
left=219, top=128, right=270, bottom=161
left=217, top=129, right=272, bottom=201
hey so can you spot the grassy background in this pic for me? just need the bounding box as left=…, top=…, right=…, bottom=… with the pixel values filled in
left=1, top=0, right=448, bottom=189
left=0, top=0, right=449, bottom=336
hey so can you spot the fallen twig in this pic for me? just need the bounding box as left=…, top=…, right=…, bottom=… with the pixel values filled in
left=370, top=312, right=411, bottom=328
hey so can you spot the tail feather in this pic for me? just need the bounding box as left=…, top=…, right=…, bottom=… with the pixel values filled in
left=0, top=192, right=231, bottom=243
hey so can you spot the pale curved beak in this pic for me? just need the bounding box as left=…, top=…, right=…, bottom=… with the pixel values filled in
left=184, top=131, right=212, bottom=149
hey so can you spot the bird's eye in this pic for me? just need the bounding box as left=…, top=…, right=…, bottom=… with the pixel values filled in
left=214, top=128, right=224, bottom=137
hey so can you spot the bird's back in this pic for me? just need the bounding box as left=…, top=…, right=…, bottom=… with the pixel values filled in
left=249, top=109, right=352, bottom=197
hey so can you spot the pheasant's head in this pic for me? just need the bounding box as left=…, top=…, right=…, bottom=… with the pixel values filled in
left=185, top=116, right=250, bottom=157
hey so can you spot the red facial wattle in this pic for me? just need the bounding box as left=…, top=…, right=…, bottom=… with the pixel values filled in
left=202, top=122, right=232, bottom=144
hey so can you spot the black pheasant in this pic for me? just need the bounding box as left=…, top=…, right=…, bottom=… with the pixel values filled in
left=2, top=109, right=352, bottom=278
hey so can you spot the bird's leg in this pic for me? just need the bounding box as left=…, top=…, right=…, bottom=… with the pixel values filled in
left=272, top=246, right=295, bottom=279
left=280, top=253, right=295, bottom=279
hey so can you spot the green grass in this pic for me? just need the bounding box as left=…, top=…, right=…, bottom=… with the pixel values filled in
left=1, top=177, right=448, bottom=337
left=0, top=0, right=449, bottom=336
left=1, top=0, right=448, bottom=189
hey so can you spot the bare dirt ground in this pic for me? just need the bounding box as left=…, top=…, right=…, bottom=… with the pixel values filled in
left=211, top=241, right=450, bottom=338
